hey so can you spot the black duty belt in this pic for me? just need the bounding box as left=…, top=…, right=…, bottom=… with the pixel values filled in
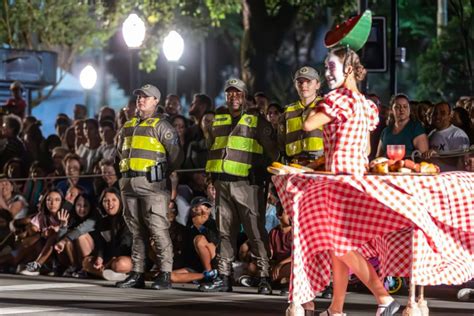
left=212, top=173, right=248, bottom=182
left=122, top=171, right=148, bottom=178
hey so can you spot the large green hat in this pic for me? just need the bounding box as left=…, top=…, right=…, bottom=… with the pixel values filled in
left=324, top=10, right=372, bottom=51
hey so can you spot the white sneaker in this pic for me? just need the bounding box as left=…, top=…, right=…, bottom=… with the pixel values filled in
left=103, top=269, right=128, bottom=281
left=457, top=288, right=473, bottom=301
left=19, top=261, right=41, bottom=276
left=319, top=310, right=346, bottom=316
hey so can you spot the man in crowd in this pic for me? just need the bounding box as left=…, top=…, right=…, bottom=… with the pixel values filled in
left=116, top=84, right=183, bottom=290
left=254, top=91, right=269, bottom=116
left=278, top=66, right=324, bottom=164
left=73, top=104, right=88, bottom=120
left=424, top=102, right=470, bottom=171
left=4, top=81, right=27, bottom=119
left=200, top=78, right=278, bottom=294
left=165, top=94, right=182, bottom=117
left=76, top=119, right=102, bottom=174
left=0, top=114, right=26, bottom=171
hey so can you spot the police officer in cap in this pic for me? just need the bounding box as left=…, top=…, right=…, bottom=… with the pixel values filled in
left=278, top=66, right=324, bottom=163
left=116, top=84, right=183, bottom=289
left=200, top=78, right=278, bottom=294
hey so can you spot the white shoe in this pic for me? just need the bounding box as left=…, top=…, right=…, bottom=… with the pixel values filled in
left=102, top=269, right=128, bottom=281
left=457, top=288, right=473, bottom=301
left=319, top=310, right=346, bottom=316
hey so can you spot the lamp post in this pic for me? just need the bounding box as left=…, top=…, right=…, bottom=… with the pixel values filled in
left=79, top=64, right=98, bottom=117
left=163, top=30, right=184, bottom=94
left=122, top=13, right=146, bottom=92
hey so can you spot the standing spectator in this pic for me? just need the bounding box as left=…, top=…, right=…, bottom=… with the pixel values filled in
left=165, top=94, right=182, bottom=116
left=423, top=102, right=470, bottom=171
left=254, top=92, right=270, bottom=115
left=22, top=116, right=38, bottom=137
left=184, top=111, right=215, bottom=169
left=4, top=81, right=27, bottom=119
left=23, top=121, right=46, bottom=165
left=186, top=94, right=213, bottom=144
left=171, top=115, right=188, bottom=152
left=266, top=103, right=282, bottom=132
left=55, top=115, right=71, bottom=140
left=62, top=126, right=76, bottom=153
left=377, top=94, right=429, bottom=157
left=116, top=84, right=183, bottom=290
left=98, top=106, right=116, bottom=123
left=73, top=104, right=87, bottom=120
left=0, top=114, right=27, bottom=172
left=200, top=78, right=277, bottom=294
left=97, top=120, right=117, bottom=161
left=76, top=119, right=102, bottom=174
left=452, top=107, right=474, bottom=144
left=416, top=100, right=434, bottom=133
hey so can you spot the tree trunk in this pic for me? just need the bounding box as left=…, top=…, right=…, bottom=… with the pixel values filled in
left=240, top=1, right=298, bottom=94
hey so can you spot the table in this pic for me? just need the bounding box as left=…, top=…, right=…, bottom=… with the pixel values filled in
left=272, top=171, right=474, bottom=306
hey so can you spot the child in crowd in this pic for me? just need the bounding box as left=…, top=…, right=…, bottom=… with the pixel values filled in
left=82, top=187, right=132, bottom=281
left=171, top=197, right=219, bottom=285
left=54, top=193, right=96, bottom=277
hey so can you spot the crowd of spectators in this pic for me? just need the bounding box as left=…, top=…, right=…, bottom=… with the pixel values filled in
left=0, top=80, right=472, bottom=293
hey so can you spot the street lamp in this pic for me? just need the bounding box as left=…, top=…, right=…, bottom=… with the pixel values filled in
left=122, top=13, right=146, bottom=92
left=163, top=30, right=184, bottom=94
left=79, top=64, right=97, bottom=116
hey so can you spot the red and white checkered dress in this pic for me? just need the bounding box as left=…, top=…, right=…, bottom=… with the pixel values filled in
left=273, top=172, right=474, bottom=305
left=318, top=88, right=379, bottom=175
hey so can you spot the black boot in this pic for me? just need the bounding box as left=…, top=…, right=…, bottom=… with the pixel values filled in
left=199, top=275, right=232, bottom=292
left=115, top=271, right=145, bottom=289
left=151, top=272, right=172, bottom=290
left=257, top=277, right=272, bottom=295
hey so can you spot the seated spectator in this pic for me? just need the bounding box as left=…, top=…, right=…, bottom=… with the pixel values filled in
left=50, top=146, right=68, bottom=179
left=63, top=185, right=84, bottom=212
left=93, top=159, right=120, bottom=197
left=81, top=188, right=132, bottom=281
left=171, top=197, right=219, bottom=284
left=73, top=119, right=86, bottom=152
left=377, top=94, right=429, bottom=158
left=452, top=107, right=473, bottom=145
left=239, top=208, right=292, bottom=295
left=0, top=209, right=14, bottom=256
left=18, top=189, right=69, bottom=276
left=23, top=161, right=47, bottom=214
left=54, top=193, right=96, bottom=277
left=55, top=153, right=92, bottom=196
left=0, top=175, right=28, bottom=220
left=23, top=121, right=47, bottom=166
left=424, top=102, right=470, bottom=171
left=367, top=93, right=390, bottom=160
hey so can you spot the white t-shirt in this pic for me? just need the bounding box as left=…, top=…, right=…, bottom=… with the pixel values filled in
left=428, top=125, right=470, bottom=171
left=428, top=125, right=470, bottom=152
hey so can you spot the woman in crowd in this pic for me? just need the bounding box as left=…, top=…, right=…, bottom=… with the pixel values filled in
left=377, top=94, right=429, bottom=158
left=0, top=175, right=28, bottom=220
left=266, top=103, right=282, bottom=132
left=171, top=115, right=188, bottom=152
left=81, top=187, right=132, bottom=281
left=55, top=193, right=96, bottom=277
left=18, top=189, right=69, bottom=276
left=452, top=107, right=474, bottom=145
left=303, top=46, right=400, bottom=316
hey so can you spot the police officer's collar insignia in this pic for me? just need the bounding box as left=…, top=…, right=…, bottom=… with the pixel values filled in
left=164, top=131, right=173, bottom=140
left=229, top=79, right=238, bottom=85
left=300, top=67, right=308, bottom=74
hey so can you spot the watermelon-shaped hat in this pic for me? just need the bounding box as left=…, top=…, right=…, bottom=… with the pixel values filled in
left=324, top=10, right=372, bottom=52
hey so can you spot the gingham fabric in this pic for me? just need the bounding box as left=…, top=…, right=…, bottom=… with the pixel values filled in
left=317, top=88, right=379, bottom=175
left=273, top=171, right=474, bottom=304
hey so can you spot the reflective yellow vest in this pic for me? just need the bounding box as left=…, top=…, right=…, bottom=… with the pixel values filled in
left=119, top=117, right=167, bottom=172
left=284, top=97, right=324, bottom=157
left=205, top=113, right=263, bottom=177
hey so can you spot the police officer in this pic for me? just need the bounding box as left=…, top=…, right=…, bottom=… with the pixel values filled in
left=200, top=78, right=278, bottom=294
left=116, top=84, right=183, bottom=290
left=278, top=66, right=324, bottom=163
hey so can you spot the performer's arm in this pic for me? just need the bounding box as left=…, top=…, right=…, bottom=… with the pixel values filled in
left=303, top=109, right=332, bottom=132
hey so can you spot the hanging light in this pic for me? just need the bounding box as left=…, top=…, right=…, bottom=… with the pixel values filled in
left=79, top=64, right=97, bottom=90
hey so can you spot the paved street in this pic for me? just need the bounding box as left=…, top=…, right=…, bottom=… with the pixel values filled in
left=0, top=274, right=472, bottom=315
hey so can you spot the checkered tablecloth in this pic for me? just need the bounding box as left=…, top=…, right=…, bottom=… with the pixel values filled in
left=272, top=171, right=474, bottom=304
